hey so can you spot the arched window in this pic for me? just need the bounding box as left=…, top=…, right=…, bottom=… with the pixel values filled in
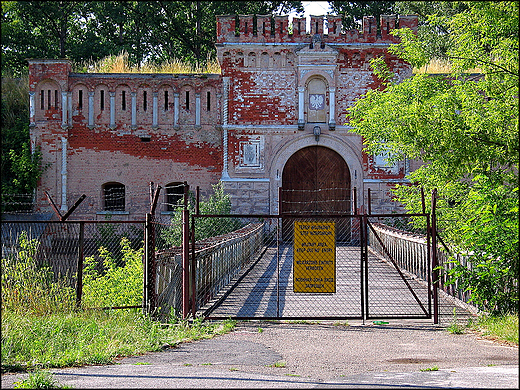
left=165, top=182, right=184, bottom=211
left=103, top=182, right=125, bottom=211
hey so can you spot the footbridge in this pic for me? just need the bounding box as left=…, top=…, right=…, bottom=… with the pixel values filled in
left=153, top=214, right=477, bottom=324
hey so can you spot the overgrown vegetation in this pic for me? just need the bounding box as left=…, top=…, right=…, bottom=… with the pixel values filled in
left=348, top=1, right=518, bottom=315
left=1, top=232, right=75, bottom=315
left=469, top=314, right=519, bottom=345
left=1, top=231, right=236, bottom=374
left=2, top=309, right=235, bottom=373
left=13, top=370, right=71, bottom=389
left=161, top=182, right=242, bottom=247
left=75, top=51, right=221, bottom=74
left=1, top=76, right=46, bottom=213
left=82, top=237, right=143, bottom=308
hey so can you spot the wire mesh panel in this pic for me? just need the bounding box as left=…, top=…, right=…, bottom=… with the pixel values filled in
left=200, top=215, right=363, bottom=320
left=365, top=215, right=432, bottom=319
left=153, top=216, right=186, bottom=318
left=1, top=220, right=145, bottom=311
left=80, top=221, right=145, bottom=309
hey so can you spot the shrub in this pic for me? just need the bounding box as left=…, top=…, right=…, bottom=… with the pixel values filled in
left=1, top=231, right=75, bottom=315
left=81, top=237, right=143, bottom=308
left=161, top=182, right=242, bottom=247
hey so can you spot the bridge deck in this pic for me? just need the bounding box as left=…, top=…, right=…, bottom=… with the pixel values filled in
left=202, top=245, right=476, bottom=323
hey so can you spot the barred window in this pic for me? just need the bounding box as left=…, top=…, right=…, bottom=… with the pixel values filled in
left=103, top=182, right=125, bottom=211
left=165, top=182, right=184, bottom=211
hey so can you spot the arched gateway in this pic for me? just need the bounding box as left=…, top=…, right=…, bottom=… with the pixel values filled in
left=281, top=146, right=351, bottom=241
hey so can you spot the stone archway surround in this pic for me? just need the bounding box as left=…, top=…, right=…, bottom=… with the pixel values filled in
left=268, top=133, right=364, bottom=214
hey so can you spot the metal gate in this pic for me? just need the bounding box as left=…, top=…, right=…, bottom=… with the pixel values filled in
left=192, top=212, right=435, bottom=322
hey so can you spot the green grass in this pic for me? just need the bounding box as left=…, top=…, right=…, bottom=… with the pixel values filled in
left=447, top=321, right=466, bottom=334
left=1, top=309, right=235, bottom=373
left=420, top=365, right=439, bottom=372
left=13, top=370, right=72, bottom=389
left=472, top=314, right=518, bottom=345
left=445, top=311, right=519, bottom=345
left=269, top=360, right=287, bottom=368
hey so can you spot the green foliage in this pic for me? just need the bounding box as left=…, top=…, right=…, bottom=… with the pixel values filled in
left=474, top=313, right=519, bottom=345
left=5, top=144, right=46, bottom=194
left=161, top=182, right=242, bottom=247
left=1, top=309, right=236, bottom=373
left=420, top=366, right=439, bottom=372
left=13, top=370, right=70, bottom=389
left=82, top=237, right=143, bottom=308
left=446, top=308, right=466, bottom=334
left=1, top=75, right=48, bottom=213
left=330, top=1, right=396, bottom=31
left=348, top=2, right=518, bottom=314
left=1, top=232, right=75, bottom=315
left=2, top=1, right=304, bottom=76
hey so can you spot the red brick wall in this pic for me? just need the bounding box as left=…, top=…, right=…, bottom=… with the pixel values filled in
left=29, top=14, right=419, bottom=218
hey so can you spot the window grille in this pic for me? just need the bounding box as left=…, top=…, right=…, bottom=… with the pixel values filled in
left=165, top=182, right=184, bottom=211
left=103, top=182, right=125, bottom=211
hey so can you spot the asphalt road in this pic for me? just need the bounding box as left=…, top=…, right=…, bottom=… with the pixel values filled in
left=2, top=319, right=518, bottom=389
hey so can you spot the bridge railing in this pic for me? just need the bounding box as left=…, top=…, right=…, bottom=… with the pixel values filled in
left=193, top=221, right=264, bottom=312
left=154, top=221, right=265, bottom=318
left=368, top=221, right=474, bottom=307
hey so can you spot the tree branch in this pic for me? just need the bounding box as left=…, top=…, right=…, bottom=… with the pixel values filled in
left=446, top=55, right=519, bottom=77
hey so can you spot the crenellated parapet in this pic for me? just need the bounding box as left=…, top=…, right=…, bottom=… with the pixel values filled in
left=216, top=14, right=418, bottom=44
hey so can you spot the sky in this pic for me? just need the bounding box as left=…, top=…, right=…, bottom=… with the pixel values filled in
left=289, top=1, right=332, bottom=33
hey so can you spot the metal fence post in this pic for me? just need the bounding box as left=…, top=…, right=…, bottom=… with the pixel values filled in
left=190, top=214, right=197, bottom=318
left=144, top=214, right=150, bottom=314
left=431, top=189, right=439, bottom=324
left=182, top=183, right=190, bottom=318
left=353, top=187, right=357, bottom=215
left=149, top=213, right=157, bottom=315
left=144, top=213, right=157, bottom=316
left=360, top=214, right=366, bottom=324
left=75, top=221, right=85, bottom=309
left=367, top=188, right=372, bottom=215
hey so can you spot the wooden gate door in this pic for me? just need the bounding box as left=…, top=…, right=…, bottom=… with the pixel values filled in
left=281, top=146, right=351, bottom=241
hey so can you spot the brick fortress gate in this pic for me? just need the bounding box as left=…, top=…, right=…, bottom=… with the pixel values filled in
left=28, top=14, right=420, bottom=219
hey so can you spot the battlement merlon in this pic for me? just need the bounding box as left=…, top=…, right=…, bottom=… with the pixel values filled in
left=27, top=59, right=71, bottom=91
left=216, top=14, right=418, bottom=44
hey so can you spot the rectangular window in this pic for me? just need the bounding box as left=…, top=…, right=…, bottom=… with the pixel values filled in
left=206, top=91, right=211, bottom=111
left=185, top=91, right=190, bottom=110
left=166, top=182, right=184, bottom=211
left=143, top=91, right=147, bottom=111
left=122, top=91, right=126, bottom=111
left=40, top=90, right=44, bottom=110
left=78, top=90, right=83, bottom=110
left=104, top=183, right=125, bottom=211
left=164, top=91, right=168, bottom=111
left=100, top=90, right=105, bottom=111
left=47, top=90, right=51, bottom=110
left=54, top=90, right=58, bottom=108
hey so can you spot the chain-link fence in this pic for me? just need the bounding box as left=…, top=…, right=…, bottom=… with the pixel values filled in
left=1, top=193, right=35, bottom=214
left=366, top=214, right=432, bottom=319
left=1, top=220, right=145, bottom=311
left=196, top=215, right=365, bottom=320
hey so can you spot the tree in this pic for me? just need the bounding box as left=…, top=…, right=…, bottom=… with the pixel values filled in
left=329, top=1, right=396, bottom=31
left=1, top=1, right=93, bottom=76
left=348, top=1, right=518, bottom=314
left=1, top=1, right=304, bottom=75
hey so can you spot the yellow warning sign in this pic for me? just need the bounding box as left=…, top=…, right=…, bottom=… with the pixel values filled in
left=293, top=221, right=336, bottom=293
